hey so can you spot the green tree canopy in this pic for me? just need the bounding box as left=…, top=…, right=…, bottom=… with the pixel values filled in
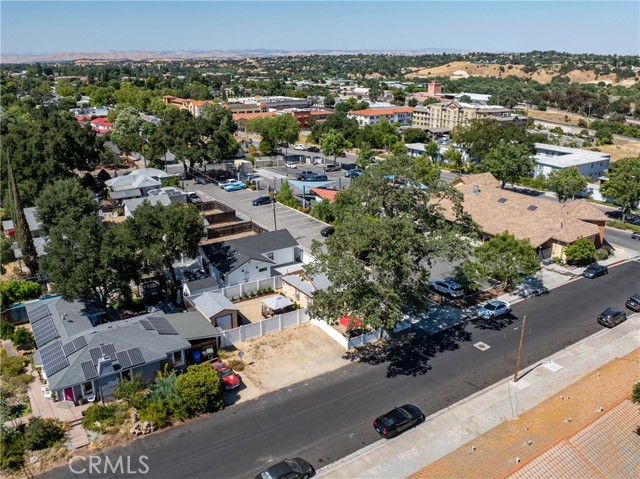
left=35, top=178, right=97, bottom=235
left=246, top=113, right=300, bottom=155
left=111, top=107, right=143, bottom=156
left=174, top=363, right=225, bottom=416
left=564, top=238, right=596, bottom=266
left=404, top=128, right=429, bottom=144
left=320, top=129, right=351, bottom=165
left=452, top=119, right=532, bottom=161
left=547, top=166, right=589, bottom=202
left=600, top=157, right=640, bottom=222
left=481, top=142, right=535, bottom=188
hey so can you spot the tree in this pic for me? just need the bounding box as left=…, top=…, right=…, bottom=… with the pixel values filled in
left=407, top=97, right=418, bottom=107
left=310, top=199, right=336, bottom=223
left=7, top=163, right=38, bottom=273
left=461, top=232, right=540, bottom=288
left=114, top=373, right=147, bottom=410
left=11, top=328, right=34, bottom=349
left=23, top=417, right=65, bottom=451
left=174, top=363, right=225, bottom=416
left=111, top=107, right=143, bottom=156
left=631, top=381, right=640, bottom=410
left=356, top=144, right=375, bottom=169
left=547, top=167, right=589, bottom=202
left=424, top=142, right=440, bottom=162
left=453, top=119, right=532, bottom=161
left=305, top=153, right=476, bottom=330
left=35, top=178, right=97, bottom=235
left=128, top=202, right=204, bottom=287
left=443, top=146, right=464, bottom=173
left=600, top=157, right=640, bottom=223
left=246, top=113, right=300, bottom=155
left=404, top=128, right=428, bottom=144
left=1, top=237, right=15, bottom=265
left=0, top=280, right=41, bottom=309
left=564, top=238, right=596, bottom=266
left=481, top=142, right=535, bottom=188
left=320, top=129, right=351, bottom=166
left=201, top=104, right=240, bottom=165
left=276, top=180, right=298, bottom=208
left=0, top=426, right=24, bottom=471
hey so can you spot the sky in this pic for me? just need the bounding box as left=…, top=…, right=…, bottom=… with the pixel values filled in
left=1, top=1, right=639, bottom=56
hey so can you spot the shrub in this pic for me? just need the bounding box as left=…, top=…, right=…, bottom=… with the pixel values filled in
left=175, top=364, right=225, bottom=416
left=113, top=374, right=147, bottom=410
left=564, top=238, right=596, bottom=266
left=227, top=359, right=246, bottom=372
left=594, top=248, right=609, bottom=261
left=606, top=220, right=640, bottom=233
left=267, top=287, right=273, bottom=293
left=81, top=404, right=118, bottom=433
left=0, top=321, right=16, bottom=340
left=1, top=357, right=27, bottom=378
left=0, top=426, right=25, bottom=471
left=23, top=417, right=65, bottom=450
left=0, top=280, right=42, bottom=309
left=139, top=401, right=169, bottom=429
left=12, top=328, right=34, bottom=349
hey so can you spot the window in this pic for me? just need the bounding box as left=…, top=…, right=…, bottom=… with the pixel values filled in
left=258, top=267, right=267, bottom=272
left=173, top=351, right=183, bottom=366
left=267, top=252, right=274, bottom=260
left=82, top=382, right=93, bottom=395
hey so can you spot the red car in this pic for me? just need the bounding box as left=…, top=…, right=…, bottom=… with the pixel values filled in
left=210, top=358, right=241, bottom=390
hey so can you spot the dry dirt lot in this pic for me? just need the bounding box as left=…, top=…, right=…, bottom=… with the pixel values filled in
left=596, top=137, right=640, bottom=162
left=224, top=323, right=349, bottom=404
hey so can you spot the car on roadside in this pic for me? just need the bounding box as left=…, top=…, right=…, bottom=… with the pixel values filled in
left=187, top=192, right=202, bottom=204
left=320, top=225, right=335, bottom=237
left=224, top=182, right=247, bottom=192
left=307, top=146, right=320, bottom=153
left=345, top=168, right=362, bottom=178
left=252, top=195, right=272, bottom=206
left=631, top=232, right=640, bottom=240
left=625, top=294, right=640, bottom=312
left=477, top=300, right=511, bottom=320
left=582, top=263, right=608, bottom=279
left=293, top=144, right=307, bottom=151
left=325, top=164, right=341, bottom=172
left=296, top=170, right=314, bottom=180
left=210, top=358, right=241, bottom=390
left=218, top=178, right=241, bottom=189
left=514, top=278, right=549, bottom=298
left=597, top=307, right=628, bottom=328
left=286, top=163, right=298, bottom=169
left=255, top=458, right=313, bottom=479
left=604, top=210, right=622, bottom=219
left=431, top=279, right=464, bottom=298
left=373, top=404, right=425, bottom=438
left=305, top=174, right=328, bottom=182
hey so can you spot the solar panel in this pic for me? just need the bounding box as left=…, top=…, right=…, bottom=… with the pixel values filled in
left=40, top=341, right=69, bottom=377
left=62, top=336, right=89, bottom=356
left=148, top=317, right=177, bottom=335
left=126, top=347, right=144, bottom=367
left=527, top=205, right=538, bottom=211
left=29, top=304, right=50, bottom=323
left=89, top=347, right=103, bottom=365
left=81, top=361, right=98, bottom=380
left=101, top=344, right=116, bottom=360
left=140, top=319, right=154, bottom=330
left=497, top=197, right=508, bottom=204
left=116, top=350, right=132, bottom=369
left=32, top=316, right=59, bottom=347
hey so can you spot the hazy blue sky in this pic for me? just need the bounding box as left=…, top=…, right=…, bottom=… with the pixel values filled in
left=1, top=1, right=638, bottom=55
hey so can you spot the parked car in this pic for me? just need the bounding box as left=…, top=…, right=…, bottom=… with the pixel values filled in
left=345, top=168, right=362, bottom=178
left=293, top=144, right=306, bottom=151
left=373, top=404, right=424, bottom=438
left=296, top=170, right=314, bottom=180
left=431, top=279, right=464, bottom=298
left=252, top=195, right=272, bottom=206
left=625, top=294, right=640, bottom=312
left=187, top=192, right=202, bottom=204
left=307, top=146, right=320, bottom=153
left=218, top=179, right=241, bottom=189
left=194, top=176, right=205, bottom=185
left=255, top=458, right=313, bottom=479
left=210, top=358, right=241, bottom=390
left=278, top=142, right=289, bottom=148
left=477, top=300, right=511, bottom=320
left=631, top=232, right=640, bottom=240
left=306, top=174, right=328, bottom=182
left=286, top=163, right=298, bottom=169
left=597, top=307, right=628, bottom=328
left=514, top=278, right=549, bottom=298
left=604, top=210, right=623, bottom=219
left=320, top=226, right=335, bottom=237
left=325, top=164, right=341, bottom=172
left=582, top=263, right=608, bottom=279
left=224, top=182, right=247, bottom=192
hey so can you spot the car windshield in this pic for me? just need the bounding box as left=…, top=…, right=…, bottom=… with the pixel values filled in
left=485, top=303, right=498, bottom=311
left=219, top=368, right=233, bottom=378
left=284, top=460, right=302, bottom=473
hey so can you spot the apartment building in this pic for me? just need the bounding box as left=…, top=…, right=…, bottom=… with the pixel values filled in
left=412, top=100, right=525, bottom=131
left=533, top=143, right=610, bottom=181
left=347, top=106, right=414, bottom=127
left=162, top=96, right=215, bottom=117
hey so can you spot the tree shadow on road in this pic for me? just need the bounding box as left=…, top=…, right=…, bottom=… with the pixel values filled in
left=342, top=325, right=472, bottom=378
left=470, top=313, right=517, bottom=331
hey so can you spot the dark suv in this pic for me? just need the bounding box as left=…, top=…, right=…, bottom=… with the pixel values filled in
left=597, top=307, right=627, bottom=328
left=625, top=294, right=640, bottom=312
left=306, top=174, right=328, bottom=182
left=582, top=263, right=608, bottom=279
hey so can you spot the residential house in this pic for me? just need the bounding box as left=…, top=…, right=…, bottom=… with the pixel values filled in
left=182, top=277, right=220, bottom=297
left=90, top=117, right=112, bottom=136
left=412, top=101, right=526, bottom=133
left=533, top=143, right=610, bottom=181
left=105, top=174, right=162, bottom=203
left=289, top=109, right=335, bottom=128
left=281, top=273, right=330, bottom=309
left=162, top=96, right=216, bottom=118
left=446, top=173, right=608, bottom=260
left=227, top=96, right=311, bottom=110
left=187, top=292, right=240, bottom=330
left=347, top=107, right=414, bottom=127
left=199, top=229, right=299, bottom=286
left=123, top=195, right=172, bottom=218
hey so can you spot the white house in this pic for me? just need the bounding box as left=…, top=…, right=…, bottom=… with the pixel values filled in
left=199, top=230, right=300, bottom=287
left=347, top=106, right=414, bottom=127
left=534, top=143, right=610, bottom=181
left=105, top=174, right=162, bottom=203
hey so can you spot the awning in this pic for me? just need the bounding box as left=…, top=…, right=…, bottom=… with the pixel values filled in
left=286, top=180, right=336, bottom=191
left=262, top=295, right=293, bottom=311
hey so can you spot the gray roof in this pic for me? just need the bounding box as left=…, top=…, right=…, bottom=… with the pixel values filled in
left=262, top=295, right=293, bottom=311
left=2, top=219, right=14, bottom=231
left=110, top=189, right=142, bottom=200
left=106, top=174, right=161, bottom=191
left=200, top=229, right=298, bottom=275
left=124, top=195, right=172, bottom=216
left=192, top=292, right=238, bottom=318
left=131, top=168, right=172, bottom=180
left=282, top=274, right=316, bottom=297
left=15, top=237, right=47, bottom=258
left=26, top=298, right=106, bottom=341
left=24, top=207, right=42, bottom=234
left=164, top=311, right=222, bottom=340
left=104, top=141, right=121, bottom=155
left=183, top=277, right=219, bottom=296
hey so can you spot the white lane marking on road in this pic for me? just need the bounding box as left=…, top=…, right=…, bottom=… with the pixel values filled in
left=473, top=341, right=491, bottom=351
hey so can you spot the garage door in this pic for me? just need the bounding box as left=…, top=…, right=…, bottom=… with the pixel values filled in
left=216, top=314, right=232, bottom=330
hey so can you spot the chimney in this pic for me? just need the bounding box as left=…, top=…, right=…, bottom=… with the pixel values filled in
left=97, top=355, right=112, bottom=376
left=473, top=185, right=480, bottom=195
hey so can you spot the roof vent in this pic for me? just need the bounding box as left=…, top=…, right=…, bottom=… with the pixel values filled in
left=527, top=205, right=538, bottom=211
left=472, top=185, right=480, bottom=195
left=497, top=197, right=508, bottom=203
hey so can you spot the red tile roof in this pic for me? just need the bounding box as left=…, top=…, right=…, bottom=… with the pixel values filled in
left=310, top=188, right=339, bottom=203
left=348, top=106, right=414, bottom=117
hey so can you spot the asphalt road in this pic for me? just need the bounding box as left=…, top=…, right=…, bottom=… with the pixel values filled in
left=605, top=226, right=640, bottom=254
left=40, top=261, right=640, bottom=479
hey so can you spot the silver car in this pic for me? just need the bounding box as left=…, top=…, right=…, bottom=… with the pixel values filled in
left=477, top=300, right=511, bottom=319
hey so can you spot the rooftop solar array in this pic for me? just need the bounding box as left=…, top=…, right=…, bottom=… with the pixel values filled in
left=116, top=350, right=132, bottom=369
left=89, top=344, right=117, bottom=365
left=28, top=304, right=50, bottom=324
left=32, top=315, right=59, bottom=347
left=81, top=361, right=98, bottom=380
left=148, top=317, right=178, bottom=335
left=40, top=340, right=69, bottom=377
left=140, top=319, right=154, bottom=330
left=62, top=336, right=88, bottom=356
left=115, top=347, right=144, bottom=370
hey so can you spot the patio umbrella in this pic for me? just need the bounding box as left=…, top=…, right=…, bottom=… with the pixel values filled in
left=262, top=295, right=293, bottom=311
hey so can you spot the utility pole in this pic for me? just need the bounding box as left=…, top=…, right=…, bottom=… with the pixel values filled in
left=513, top=315, right=527, bottom=382
left=272, top=192, right=277, bottom=231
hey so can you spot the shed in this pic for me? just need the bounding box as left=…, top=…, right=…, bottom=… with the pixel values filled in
left=191, top=292, right=239, bottom=330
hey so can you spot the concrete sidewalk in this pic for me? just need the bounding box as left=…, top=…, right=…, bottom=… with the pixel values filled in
left=315, top=314, right=640, bottom=479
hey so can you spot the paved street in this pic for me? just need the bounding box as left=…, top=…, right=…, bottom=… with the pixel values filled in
left=605, top=226, right=640, bottom=255
left=39, top=261, right=640, bottom=479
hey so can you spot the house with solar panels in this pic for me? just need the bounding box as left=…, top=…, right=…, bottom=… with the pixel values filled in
left=27, top=298, right=220, bottom=404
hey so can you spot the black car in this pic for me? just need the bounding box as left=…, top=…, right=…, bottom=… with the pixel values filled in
left=582, top=263, right=608, bottom=279
left=631, top=232, right=640, bottom=240
left=252, top=195, right=272, bottom=206
left=320, top=226, right=335, bottom=237
left=625, top=294, right=640, bottom=312
left=604, top=210, right=622, bottom=219
left=305, top=174, right=328, bottom=182
left=373, top=404, right=424, bottom=438
left=296, top=171, right=315, bottom=180
left=597, top=307, right=628, bottom=328
left=255, top=457, right=313, bottom=479
left=307, top=146, right=320, bottom=153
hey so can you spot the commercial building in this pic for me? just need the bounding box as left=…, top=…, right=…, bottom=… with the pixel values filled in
left=412, top=101, right=526, bottom=132
left=534, top=143, right=610, bottom=181
left=347, top=106, right=414, bottom=127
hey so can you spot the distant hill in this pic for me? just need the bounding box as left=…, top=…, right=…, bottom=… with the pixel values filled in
left=407, top=61, right=638, bottom=86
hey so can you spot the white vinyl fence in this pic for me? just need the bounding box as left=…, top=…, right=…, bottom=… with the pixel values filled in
left=220, top=308, right=309, bottom=347
left=209, top=276, right=283, bottom=301
left=311, top=319, right=412, bottom=350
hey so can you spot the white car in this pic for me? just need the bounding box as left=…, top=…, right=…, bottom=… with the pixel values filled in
left=286, top=163, right=298, bottom=169
left=477, top=300, right=511, bottom=320
left=431, top=279, right=464, bottom=298
left=293, top=144, right=307, bottom=151
left=218, top=179, right=241, bottom=189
